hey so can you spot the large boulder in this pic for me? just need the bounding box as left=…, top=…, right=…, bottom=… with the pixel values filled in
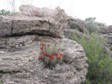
left=0, top=15, right=67, bottom=38
left=0, top=5, right=70, bottom=38
left=0, top=5, right=88, bottom=84
left=0, top=36, right=88, bottom=84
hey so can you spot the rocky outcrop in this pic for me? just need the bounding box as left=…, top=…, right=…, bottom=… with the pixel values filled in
left=64, top=18, right=87, bottom=39
left=0, top=16, right=12, bottom=36
left=65, top=17, right=112, bottom=57
left=0, top=5, right=70, bottom=38
left=0, top=15, right=67, bottom=38
left=19, top=5, right=58, bottom=17
left=99, top=26, right=112, bottom=34
left=0, top=5, right=88, bottom=84
left=0, top=36, right=88, bottom=84
left=67, top=18, right=86, bottom=33
left=98, top=25, right=112, bottom=57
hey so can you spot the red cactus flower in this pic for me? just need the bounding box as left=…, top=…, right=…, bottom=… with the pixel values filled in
left=51, top=55, right=54, bottom=59
left=42, top=52, right=47, bottom=56
left=57, top=55, right=61, bottom=59
left=57, top=53, right=63, bottom=59
left=49, top=54, right=54, bottom=58
left=49, top=57, right=53, bottom=61
left=42, top=52, right=51, bottom=57
left=39, top=41, right=63, bottom=66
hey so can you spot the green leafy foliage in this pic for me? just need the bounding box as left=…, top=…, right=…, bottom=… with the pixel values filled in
left=85, top=17, right=99, bottom=34
left=38, top=41, right=63, bottom=68
left=72, top=33, right=112, bottom=84
left=0, top=9, right=11, bottom=15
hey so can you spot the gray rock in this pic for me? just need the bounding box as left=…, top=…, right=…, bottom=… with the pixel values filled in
left=0, top=15, right=65, bottom=38
left=99, top=26, right=112, bottom=34
left=64, top=29, right=83, bottom=39
left=104, top=34, right=112, bottom=57
left=0, top=16, right=12, bottom=36
left=67, top=19, right=86, bottom=33
left=64, top=29, right=75, bottom=39
left=99, top=25, right=112, bottom=57
left=0, top=36, right=88, bottom=84
left=0, top=16, right=3, bottom=20
left=0, top=6, right=88, bottom=84
left=0, top=5, right=69, bottom=38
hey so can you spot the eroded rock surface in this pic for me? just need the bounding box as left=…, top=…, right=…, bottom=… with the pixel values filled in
left=0, top=15, right=67, bottom=38
left=0, top=5, right=88, bottom=84
left=0, top=36, right=88, bottom=84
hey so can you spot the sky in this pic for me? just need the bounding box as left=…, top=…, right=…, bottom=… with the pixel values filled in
left=0, top=0, right=112, bottom=25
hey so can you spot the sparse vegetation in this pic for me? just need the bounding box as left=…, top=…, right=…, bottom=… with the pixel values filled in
left=0, top=9, right=11, bottom=15
left=38, top=41, right=63, bottom=68
left=73, top=18, right=112, bottom=83
left=85, top=17, right=99, bottom=34
left=72, top=32, right=112, bottom=84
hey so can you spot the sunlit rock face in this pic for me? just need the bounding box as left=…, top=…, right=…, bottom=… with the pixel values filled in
left=0, top=5, right=88, bottom=84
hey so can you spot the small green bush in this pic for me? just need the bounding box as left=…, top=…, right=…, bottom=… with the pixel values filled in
left=38, top=41, right=63, bottom=68
left=0, top=9, right=11, bottom=15
left=72, top=33, right=112, bottom=84
left=85, top=17, right=99, bottom=34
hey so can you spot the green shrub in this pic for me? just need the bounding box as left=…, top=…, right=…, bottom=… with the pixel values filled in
left=85, top=17, right=99, bottom=34
left=72, top=33, right=112, bottom=84
left=38, top=41, right=63, bottom=68
left=0, top=9, right=11, bottom=15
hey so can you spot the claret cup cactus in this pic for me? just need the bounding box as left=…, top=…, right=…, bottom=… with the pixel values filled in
left=38, top=41, right=63, bottom=67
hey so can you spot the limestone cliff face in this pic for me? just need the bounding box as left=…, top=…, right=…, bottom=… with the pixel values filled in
left=0, top=5, right=88, bottom=84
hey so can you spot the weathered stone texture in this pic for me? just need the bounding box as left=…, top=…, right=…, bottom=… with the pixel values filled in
left=0, top=36, right=88, bottom=84
left=0, top=5, right=88, bottom=84
left=0, top=16, right=12, bottom=36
